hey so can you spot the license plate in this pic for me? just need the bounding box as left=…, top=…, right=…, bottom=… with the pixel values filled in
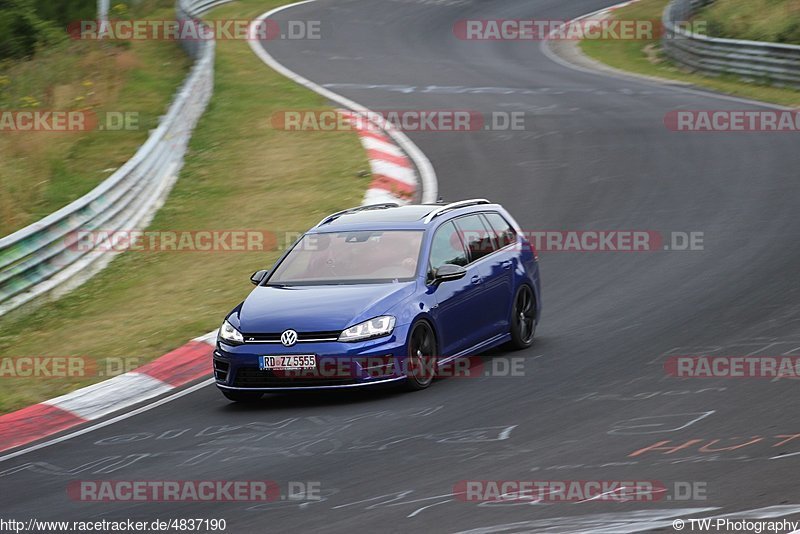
left=260, top=355, right=317, bottom=370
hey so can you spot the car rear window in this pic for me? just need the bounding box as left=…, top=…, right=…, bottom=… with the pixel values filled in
left=483, top=212, right=517, bottom=249
left=454, top=214, right=496, bottom=261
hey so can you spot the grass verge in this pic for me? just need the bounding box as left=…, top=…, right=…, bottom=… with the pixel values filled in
left=0, top=0, right=370, bottom=414
left=0, top=1, right=191, bottom=236
left=579, top=0, right=800, bottom=107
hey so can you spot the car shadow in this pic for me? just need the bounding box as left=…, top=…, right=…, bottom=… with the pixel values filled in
left=218, top=336, right=550, bottom=411
left=218, top=383, right=409, bottom=412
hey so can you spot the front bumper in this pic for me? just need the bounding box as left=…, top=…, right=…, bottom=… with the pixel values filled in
left=214, top=323, right=411, bottom=391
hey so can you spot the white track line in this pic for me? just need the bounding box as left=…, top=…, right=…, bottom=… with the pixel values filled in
left=43, top=373, right=174, bottom=421
left=0, top=378, right=215, bottom=463
left=247, top=0, right=438, bottom=202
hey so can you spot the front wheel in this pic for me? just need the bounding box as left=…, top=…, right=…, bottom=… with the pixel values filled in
left=221, top=389, right=263, bottom=403
left=508, top=284, right=536, bottom=349
left=404, top=321, right=437, bottom=390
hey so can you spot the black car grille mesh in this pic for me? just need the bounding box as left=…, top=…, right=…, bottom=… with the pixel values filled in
left=232, top=367, right=358, bottom=388
left=241, top=331, right=340, bottom=343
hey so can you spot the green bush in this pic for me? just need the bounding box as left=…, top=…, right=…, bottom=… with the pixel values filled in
left=32, top=0, right=97, bottom=30
left=0, top=0, right=66, bottom=61
left=0, top=0, right=115, bottom=61
left=0, top=3, right=38, bottom=59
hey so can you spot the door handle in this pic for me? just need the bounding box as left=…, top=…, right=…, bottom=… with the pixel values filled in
left=501, top=260, right=512, bottom=270
left=471, top=275, right=481, bottom=284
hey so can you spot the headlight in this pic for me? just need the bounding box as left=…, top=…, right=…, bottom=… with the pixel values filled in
left=219, top=319, right=244, bottom=344
left=338, top=316, right=396, bottom=342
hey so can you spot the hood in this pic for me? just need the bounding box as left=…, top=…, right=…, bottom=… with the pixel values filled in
left=235, top=282, right=417, bottom=333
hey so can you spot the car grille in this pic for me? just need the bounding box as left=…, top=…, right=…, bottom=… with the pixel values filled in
left=241, top=330, right=341, bottom=343
left=232, top=367, right=358, bottom=388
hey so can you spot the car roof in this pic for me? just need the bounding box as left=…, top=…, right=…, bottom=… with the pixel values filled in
left=307, top=200, right=500, bottom=234
left=326, top=204, right=437, bottom=224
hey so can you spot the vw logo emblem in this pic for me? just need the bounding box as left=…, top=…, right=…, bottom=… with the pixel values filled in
left=280, top=329, right=298, bottom=347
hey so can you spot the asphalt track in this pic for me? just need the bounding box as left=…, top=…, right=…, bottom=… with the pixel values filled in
left=3, top=0, right=800, bottom=532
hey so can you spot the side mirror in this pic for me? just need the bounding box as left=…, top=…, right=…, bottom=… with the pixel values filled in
left=434, top=264, right=467, bottom=284
left=250, top=269, right=269, bottom=285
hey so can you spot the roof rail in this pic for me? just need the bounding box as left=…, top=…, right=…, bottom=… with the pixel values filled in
left=423, top=199, right=491, bottom=223
left=315, top=203, right=400, bottom=227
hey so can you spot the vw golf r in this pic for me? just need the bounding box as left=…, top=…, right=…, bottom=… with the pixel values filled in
left=214, top=199, right=541, bottom=401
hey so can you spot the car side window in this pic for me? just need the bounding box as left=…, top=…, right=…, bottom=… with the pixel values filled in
left=454, top=214, right=496, bottom=262
left=483, top=212, right=517, bottom=249
left=429, top=221, right=469, bottom=274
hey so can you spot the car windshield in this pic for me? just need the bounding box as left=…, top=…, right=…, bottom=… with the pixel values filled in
left=267, top=230, right=424, bottom=285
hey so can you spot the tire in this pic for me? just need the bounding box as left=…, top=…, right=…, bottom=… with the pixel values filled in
left=221, top=389, right=263, bottom=403
left=404, top=320, right=437, bottom=390
left=508, top=284, right=536, bottom=349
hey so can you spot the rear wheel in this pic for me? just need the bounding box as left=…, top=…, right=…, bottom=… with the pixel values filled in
left=405, top=321, right=437, bottom=390
left=221, top=389, right=263, bottom=403
left=508, top=284, right=536, bottom=349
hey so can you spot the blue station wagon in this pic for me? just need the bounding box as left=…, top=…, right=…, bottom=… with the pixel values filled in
left=214, top=200, right=541, bottom=401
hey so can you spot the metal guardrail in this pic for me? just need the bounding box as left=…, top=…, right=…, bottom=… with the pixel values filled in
left=0, top=0, right=230, bottom=317
left=662, top=0, right=800, bottom=88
